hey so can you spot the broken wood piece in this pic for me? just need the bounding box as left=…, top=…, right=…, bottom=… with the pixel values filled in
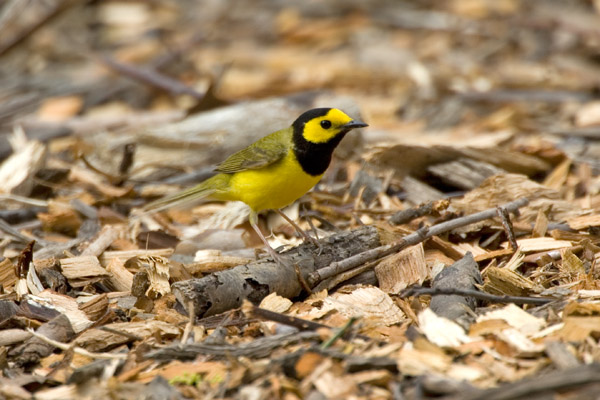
left=473, top=248, right=514, bottom=263
left=375, top=243, right=428, bottom=294
left=172, top=226, right=382, bottom=319
left=401, top=176, right=444, bottom=204
left=427, top=158, right=503, bottom=190
left=105, top=257, right=134, bottom=292
left=505, top=237, right=573, bottom=252
left=545, top=341, right=580, bottom=370
left=99, top=249, right=174, bottom=267
left=483, top=266, right=541, bottom=297
left=532, top=206, right=550, bottom=237
left=0, top=257, right=17, bottom=290
left=75, top=320, right=179, bottom=352
left=319, top=286, right=405, bottom=327
left=567, top=214, right=600, bottom=230
left=60, top=256, right=110, bottom=287
left=389, top=201, right=435, bottom=225
left=78, top=294, right=108, bottom=322
left=186, top=250, right=252, bottom=274
left=81, top=224, right=121, bottom=256
left=402, top=287, right=552, bottom=306
left=35, top=290, right=94, bottom=333
left=0, top=129, right=46, bottom=196
left=429, top=252, right=481, bottom=323
left=145, top=331, right=321, bottom=361
left=308, top=198, right=530, bottom=287
left=418, top=308, right=472, bottom=348
left=9, top=314, right=75, bottom=368
left=455, top=362, right=600, bottom=400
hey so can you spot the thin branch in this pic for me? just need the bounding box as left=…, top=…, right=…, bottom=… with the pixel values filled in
left=312, top=258, right=380, bottom=293
left=308, top=197, right=530, bottom=287
left=27, top=328, right=128, bottom=360
left=321, top=317, right=359, bottom=349
left=400, top=286, right=554, bottom=305
left=0, top=194, right=48, bottom=207
left=0, top=0, right=77, bottom=57
left=389, top=201, right=435, bottom=225
left=497, top=205, right=518, bottom=251
left=97, top=54, right=205, bottom=100
left=242, top=301, right=371, bottom=341
left=98, top=326, right=143, bottom=342
left=295, top=263, right=313, bottom=295
left=180, top=300, right=195, bottom=345
left=0, top=218, right=47, bottom=246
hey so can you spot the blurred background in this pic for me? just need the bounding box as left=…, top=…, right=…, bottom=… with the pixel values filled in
left=3, top=0, right=600, bottom=145
left=2, top=0, right=600, bottom=220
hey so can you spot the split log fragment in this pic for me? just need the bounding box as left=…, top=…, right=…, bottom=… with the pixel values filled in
left=172, top=226, right=382, bottom=319
left=429, top=252, right=481, bottom=324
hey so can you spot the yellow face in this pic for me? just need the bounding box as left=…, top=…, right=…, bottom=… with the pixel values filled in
left=301, top=108, right=354, bottom=144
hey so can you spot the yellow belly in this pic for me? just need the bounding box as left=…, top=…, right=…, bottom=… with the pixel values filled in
left=223, top=150, right=322, bottom=212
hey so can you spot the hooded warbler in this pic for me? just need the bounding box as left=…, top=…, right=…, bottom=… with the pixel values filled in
left=144, top=107, right=368, bottom=264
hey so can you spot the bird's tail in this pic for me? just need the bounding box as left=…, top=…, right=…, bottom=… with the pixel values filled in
left=141, top=174, right=229, bottom=214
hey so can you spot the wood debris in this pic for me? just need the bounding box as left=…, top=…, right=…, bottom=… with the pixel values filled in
left=3, top=1, right=600, bottom=398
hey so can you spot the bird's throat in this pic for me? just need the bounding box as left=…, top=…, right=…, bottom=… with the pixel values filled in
left=292, top=131, right=346, bottom=176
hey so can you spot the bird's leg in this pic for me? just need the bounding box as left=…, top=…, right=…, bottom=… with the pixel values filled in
left=249, top=211, right=290, bottom=267
left=275, top=209, right=322, bottom=250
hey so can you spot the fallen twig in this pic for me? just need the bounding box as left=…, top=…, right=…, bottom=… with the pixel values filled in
left=389, top=201, right=435, bottom=225
left=497, top=205, right=518, bottom=251
left=452, top=362, right=600, bottom=400
left=0, top=218, right=47, bottom=246
left=0, top=0, right=77, bottom=56
left=145, top=331, right=321, bottom=361
left=401, top=286, right=554, bottom=306
left=27, top=328, right=127, bottom=360
left=307, top=197, right=529, bottom=287
left=97, top=54, right=205, bottom=100
left=321, top=317, right=359, bottom=349
left=243, top=301, right=370, bottom=341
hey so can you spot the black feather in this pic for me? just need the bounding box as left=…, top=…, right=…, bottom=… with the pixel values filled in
left=292, top=108, right=346, bottom=176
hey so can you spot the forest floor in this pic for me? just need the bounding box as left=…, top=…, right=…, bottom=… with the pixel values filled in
left=3, top=0, right=600, bottom=399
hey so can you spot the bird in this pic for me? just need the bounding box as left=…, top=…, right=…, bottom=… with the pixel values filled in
left=142, top=107, right=368, bottom=265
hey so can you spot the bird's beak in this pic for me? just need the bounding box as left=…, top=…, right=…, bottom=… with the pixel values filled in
left=342, top=120, right=368, bottom=130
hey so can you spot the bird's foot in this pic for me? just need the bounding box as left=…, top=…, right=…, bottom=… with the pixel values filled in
left=260, top=244, right=292, bottom=268
left=304, top=235, right=324, bottom=255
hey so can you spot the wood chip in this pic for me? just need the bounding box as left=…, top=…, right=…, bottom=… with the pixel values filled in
left=35, top=290, right=93, bottom=333
left=477, top=304, right=546, bottom=336
left=81, top=224, right=122, bottom=257
left=320, top=286, right=405, bottom=326
left=398, top=344, right=452, bottom=376
left=105, top=257, right=134, bottom=292
left=419, top=308, right=473, bottom=347
left=375, top=243, right=428, bottom=293
left=186, top=249, right=252, bottom=274
left=505, top=237, right=573, bottom=252
left=483, top=266, right=540, bottom=296
left=78, top=294, right=108, bottom=321
left=75, top=320, right=180, bottom=352
left=0, top=129, right=46, bottom=196
left=259, top=292, right=293, bottom=313
left=59, top=256, right=110, bottom=288
left=99, top=249, right=174, bottom=267
left=135, top=255, right=170, bottom=298
left=0, top=257, right=17, bottom=290
left=567, top=214, right=600, bottom=230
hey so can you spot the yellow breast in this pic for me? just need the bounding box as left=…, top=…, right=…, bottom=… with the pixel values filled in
left=225, top=150, right=322, bottom=212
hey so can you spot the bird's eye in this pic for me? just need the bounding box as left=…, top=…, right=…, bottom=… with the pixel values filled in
left=320, top=120, right=332, bottom=129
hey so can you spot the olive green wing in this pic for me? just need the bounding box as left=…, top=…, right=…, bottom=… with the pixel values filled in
left=215, top=128, right=292, bottom=174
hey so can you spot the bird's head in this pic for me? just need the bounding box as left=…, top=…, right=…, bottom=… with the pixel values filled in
left=292, top=108, right=368, bottom=144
